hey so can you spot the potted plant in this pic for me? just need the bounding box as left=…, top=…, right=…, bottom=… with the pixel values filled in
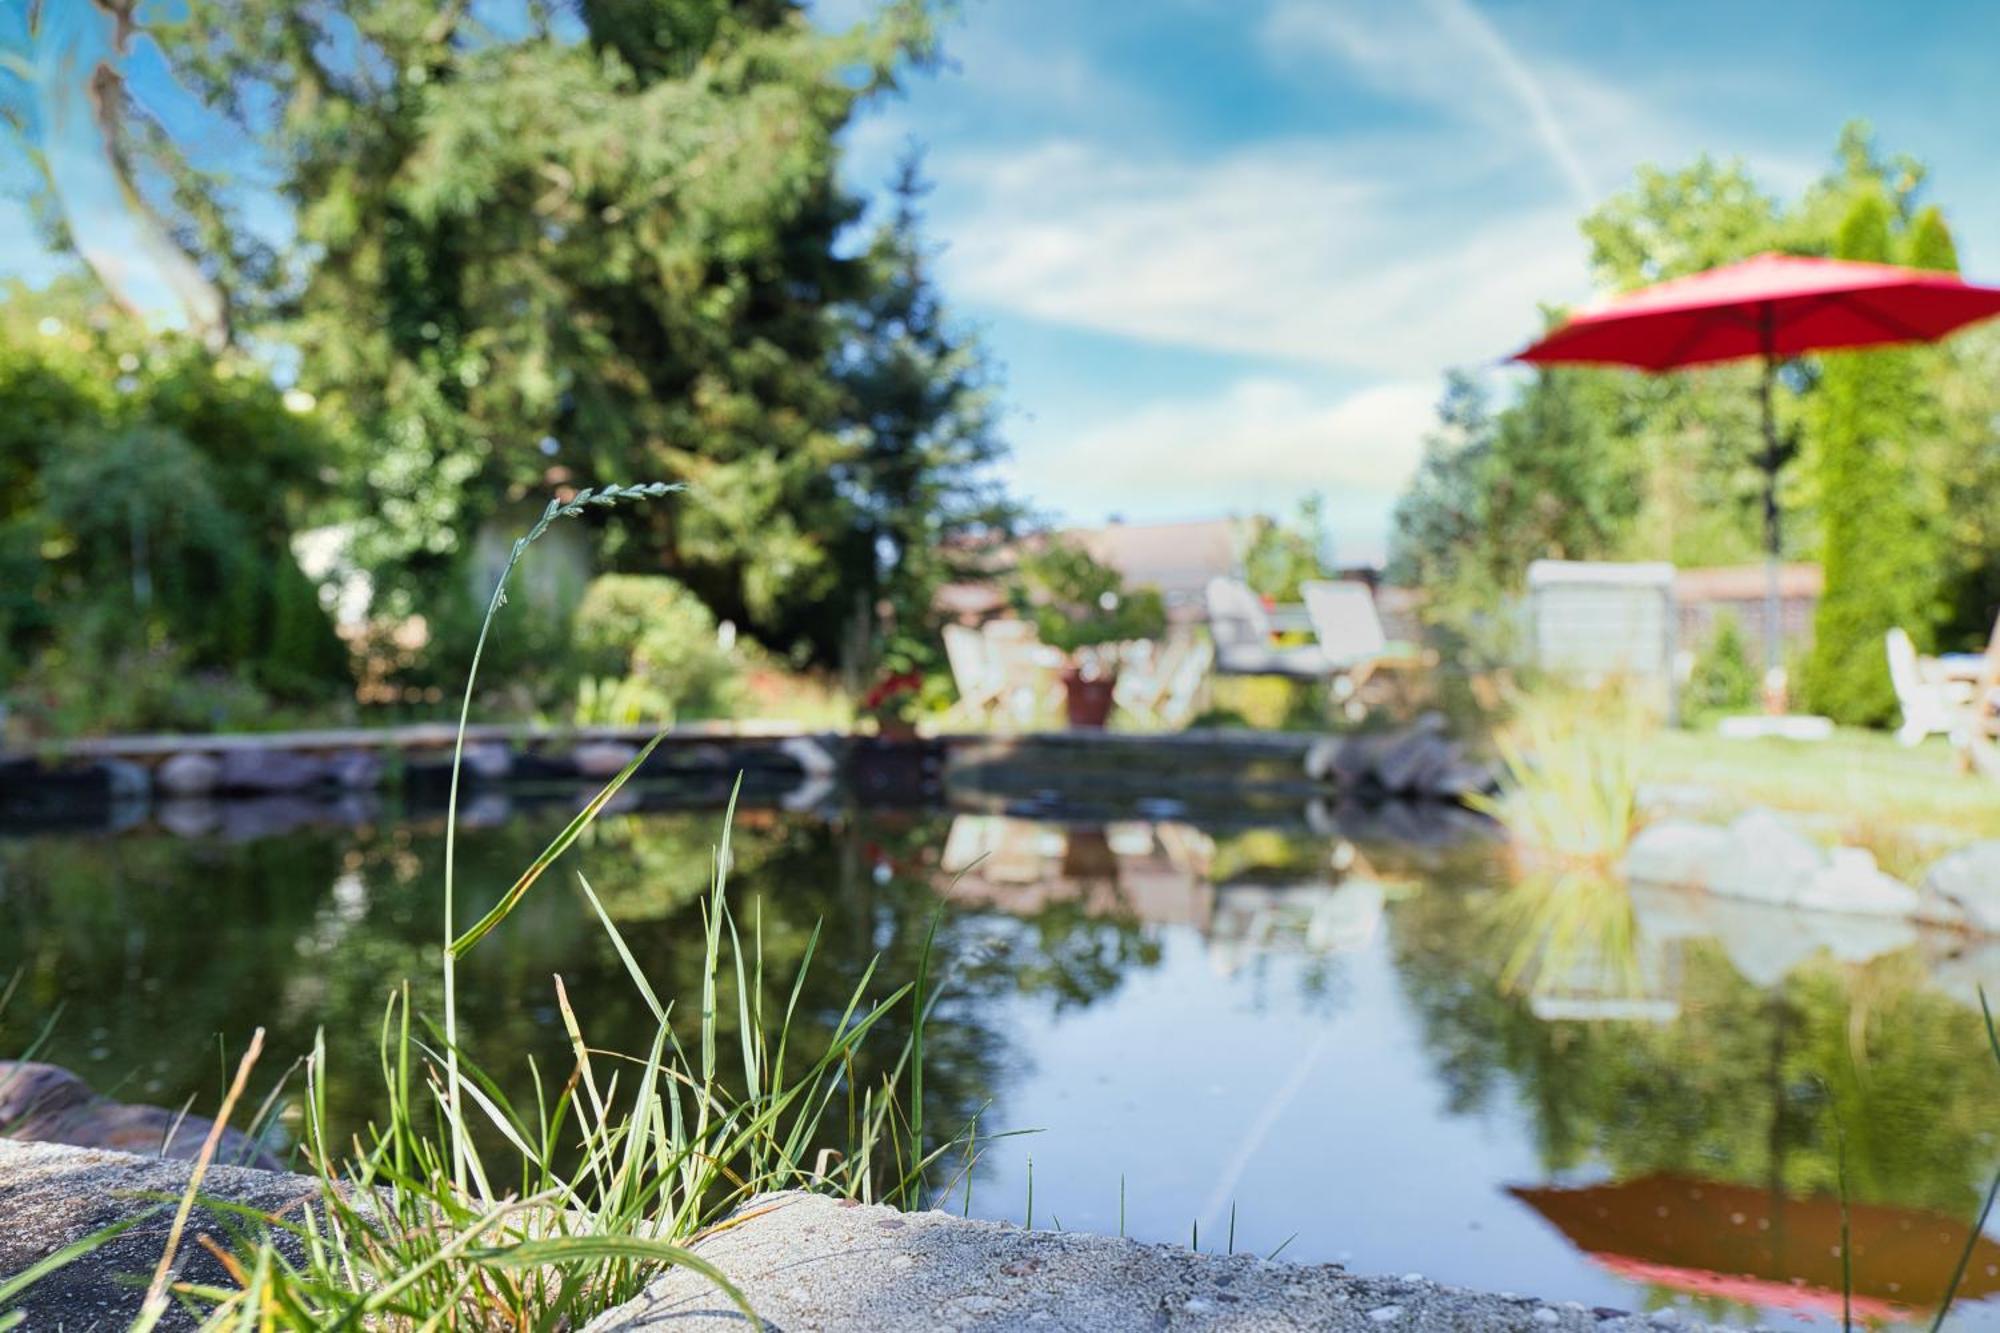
left=857, top=668, right=925, bottom=739
left=1014, top=542, right=1167, bottom=728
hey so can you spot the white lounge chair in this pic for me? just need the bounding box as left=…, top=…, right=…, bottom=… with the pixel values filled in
left=1886, top=627, right=1965, bottom=746
left=1204, top=578, right=1331, bottom=679
left=1299, top=580, right=1388, bottom=666
left=942, top=624, right=1004, bottom=727
left=981, top=619, right=1064, bottom=727
left=1113, top=634, right=1216, bottom=729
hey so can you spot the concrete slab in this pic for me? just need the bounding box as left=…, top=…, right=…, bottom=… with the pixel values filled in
left=0, top=1140, right=317, bottom=1331
left=585, top=1191, right=1716, bottom=1332
left=1, top=1143, right=1721, bottom=1332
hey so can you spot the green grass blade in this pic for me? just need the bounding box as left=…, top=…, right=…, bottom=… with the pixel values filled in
left=577, top=872, right=667, bottom=1023
left=1930, top=1167, right=2000, bottom=1332
left=452, top=732, right=665, bottom=957
left=476, top=1235, right=760, bottom=1330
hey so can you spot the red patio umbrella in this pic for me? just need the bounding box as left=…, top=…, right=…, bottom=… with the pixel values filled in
left=1514, top=252, right=2000, bottom=684
left=1511, top=1173, right=2000, bottom=1322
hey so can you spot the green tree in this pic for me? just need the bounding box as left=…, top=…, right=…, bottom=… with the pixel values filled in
left=1802, top=188, right=1940, bottom=725
left=0, top=279, right=346, bottom=715
left=1244, top=495, right=1333, bottom=602
left=832, top=153, right=1016, bottom=672
left=1388, top=373, right=1502, bottom=647
left=141, top=0, right=952, bottom=665
left=1392, top=122, right=1997, bottom=703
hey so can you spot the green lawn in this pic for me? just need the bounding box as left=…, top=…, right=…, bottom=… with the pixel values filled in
left=1642, top=726, right=2000, bottom=856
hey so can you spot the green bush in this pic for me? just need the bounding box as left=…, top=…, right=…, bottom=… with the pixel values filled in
left=1683, top=613, right=1758, bottom=723
left=0, top=284, right=350, bottom=729
left=571, top=575, right=739, bottom=720
left=1012, top=542, right=1167, bottom=654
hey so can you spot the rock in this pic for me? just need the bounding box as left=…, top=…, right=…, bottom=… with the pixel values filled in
left=1621, top=821, right=1737, bottom=891
left=1435, top=759, right=1500, bottom=799
left=1921, top=840, right=2000, bottom=934
left=218, top=748, right=326, bottom=793
left=326, top=748, right=385, bottom=790
left=1315, top=715, right=1495, bottom=801
left=1708, top=808, right=1825, bottom=907
left=99, top=759, right=151, bottom=801
left=573, top=741, right=641, bottom=779
left=0, top=1062, right=281, bottom=1171
left=1375, top=734, right=1454, bottom=796
left=0, top=1140, right=315, bottom=1331
left=583, top=1189, right=1718, bottom=1332
left=155, top=798, right=223, bottom=838
left=1793, top=846, right=1920, bottom=918
left=1303, top=736, right=1341, bottom=783
left=156, top=751, right=222, bottom=797
left=462, top=741, right=514, bottom=782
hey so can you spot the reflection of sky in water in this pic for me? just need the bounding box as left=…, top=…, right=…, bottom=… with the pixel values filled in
left=6, top=799, right=2000, bottom=1330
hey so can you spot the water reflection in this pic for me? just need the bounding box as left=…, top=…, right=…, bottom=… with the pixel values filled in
left=1399, top=872, right=2000, bottom=1327
left=5, top=795, right=2000, bottom=1326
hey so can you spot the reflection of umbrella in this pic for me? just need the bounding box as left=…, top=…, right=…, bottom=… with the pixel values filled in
left=1514, top=253, right=2000, bottom=684
left=1512, top=1172, right=2000, bottom=1321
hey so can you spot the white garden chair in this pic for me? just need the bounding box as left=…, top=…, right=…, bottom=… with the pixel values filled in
left=1886, top=627, right=1963, bottom=745
left=1204, top=578, right=1331, bottom=679
left=942, top=624, right=1004, bottom=727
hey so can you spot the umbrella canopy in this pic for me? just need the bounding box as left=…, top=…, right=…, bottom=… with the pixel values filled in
left=1512, top=1173, right=2000, bottom=1321
left=1516, top=252, right=2000, bottom=369
left=1512, top=252, right=2000, bottom=691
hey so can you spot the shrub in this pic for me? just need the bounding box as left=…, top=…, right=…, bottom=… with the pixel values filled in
left=571, top=574, right=739, bottom=720
left=1012, top=541, right=1166, bottom=655
left=1474, top=685, right=1649, bottom=868
left=1683, top=613, right=1758, bottom=723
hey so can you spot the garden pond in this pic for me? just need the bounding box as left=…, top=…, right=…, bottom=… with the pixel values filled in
left=5, top=780, right=2000, bottom=1329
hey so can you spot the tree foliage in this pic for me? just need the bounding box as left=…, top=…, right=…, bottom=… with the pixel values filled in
left=0, top=279, right=346, bottom=715
left=1391, top=122, right=2000, bottom=710
left=135, top=0, right=998, bottom=666
left=831, top=153, right=1016, bottom=668
left=1801, top=188, right=1942, bottom=724
left=1243, top=496, right=1333, bottom=603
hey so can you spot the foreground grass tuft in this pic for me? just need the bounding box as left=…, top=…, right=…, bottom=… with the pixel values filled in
left=1472, top=686, right=1647, bottom=870
left=1, top=486, right=966, bottom=1331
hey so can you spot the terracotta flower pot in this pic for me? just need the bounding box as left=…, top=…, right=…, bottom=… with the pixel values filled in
left=1061, top=667, right=1118, bottom=729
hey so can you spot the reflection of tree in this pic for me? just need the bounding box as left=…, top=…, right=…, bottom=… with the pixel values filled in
left=1388, top=882, right=2000, bottom=1218
left=0, top=806, right=1029, bottom=1182
left=961, top=898, right=1162, bottom=1014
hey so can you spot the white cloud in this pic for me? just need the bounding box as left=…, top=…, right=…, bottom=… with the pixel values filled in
left=1259, top=0, right=1612, bottom=208
left=936, top=138, right=1589, bottom=375
left=1008, top=375, right=1442, bottom=564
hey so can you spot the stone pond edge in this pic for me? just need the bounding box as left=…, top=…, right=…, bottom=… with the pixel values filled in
left=0, top=1140, right=1720, bottom=1331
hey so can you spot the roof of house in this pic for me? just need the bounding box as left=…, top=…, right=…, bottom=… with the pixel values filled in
left=1675, top=563, right=1824, bottom=601
left=1061, top=518, right=1253, bottom=600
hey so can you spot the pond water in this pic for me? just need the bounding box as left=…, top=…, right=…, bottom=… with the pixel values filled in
left=5, top=783, right=2000, bottom=1329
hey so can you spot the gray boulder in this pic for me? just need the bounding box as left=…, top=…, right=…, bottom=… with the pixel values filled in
left=0, top=1062, right=280, bottom=1171
left=155, top=751, right=221, bottom=797
left=1709, top=808, right=1825, bottom=907
left=573, top=740, right=640, bottom=779
left=1921, top=840, right=2000, bottom=934
left=218, top=748, right=325, bottom=793
left=461, top=741, right=514, bottom=781
left=1621, top=820, right=1737, bottom=891
left=99, top=759, right=151, bottom=801
left=1793, top=846, right=1919, bottom=918
left=326, top=749, right=385, bottom=790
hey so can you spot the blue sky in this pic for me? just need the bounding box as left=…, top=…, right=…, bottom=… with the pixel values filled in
left=11, top=0, right=2000, bottom=564
left=832, top=0, right=2000, bottom=562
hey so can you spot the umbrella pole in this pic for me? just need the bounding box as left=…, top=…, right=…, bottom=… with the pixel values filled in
left=1758, top=316, right=1784, bottom=708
